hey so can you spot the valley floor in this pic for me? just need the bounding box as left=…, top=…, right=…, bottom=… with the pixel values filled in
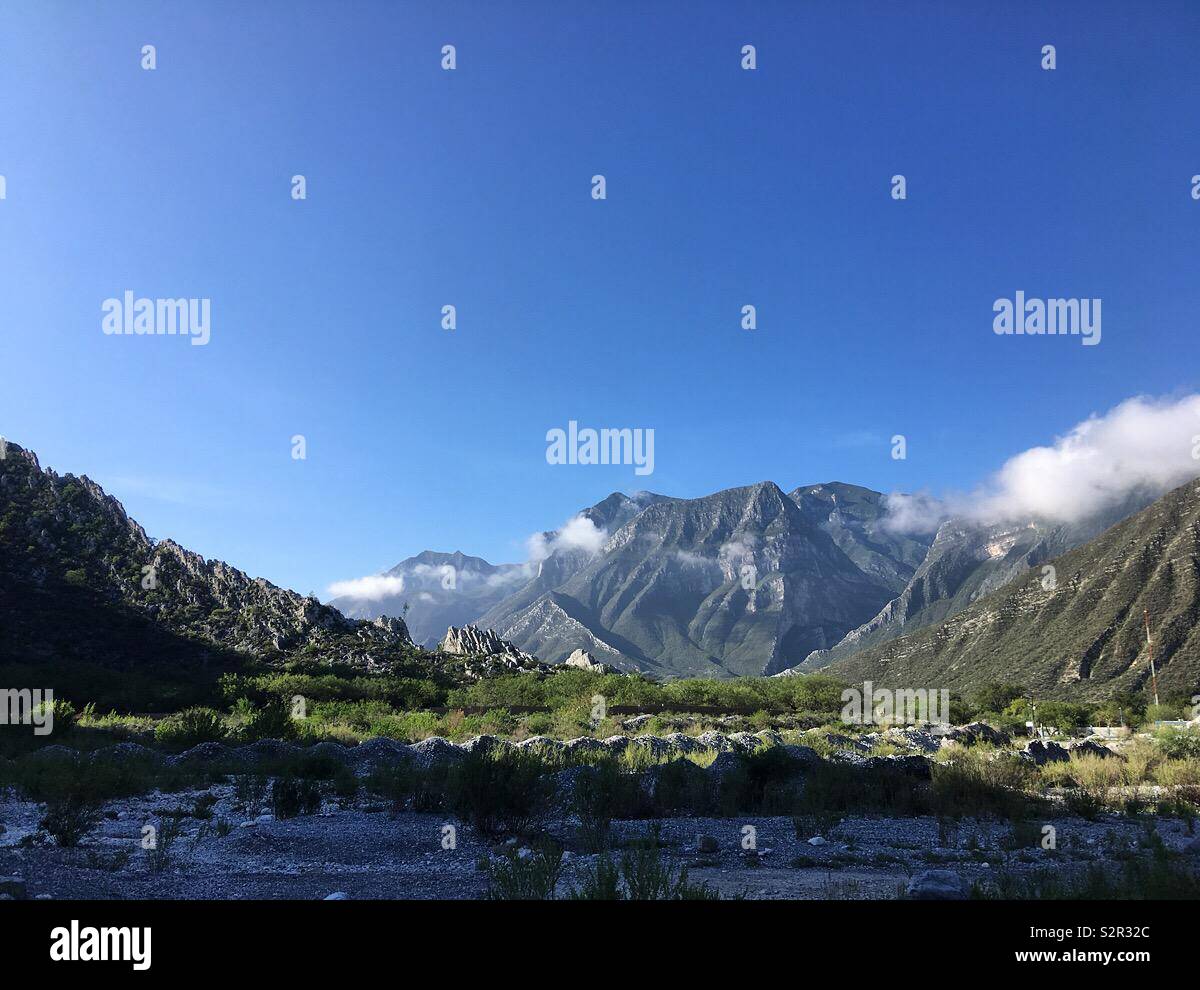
left=2, top=783, right=1196, bottom=900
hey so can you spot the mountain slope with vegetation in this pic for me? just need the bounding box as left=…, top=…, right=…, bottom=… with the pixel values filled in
left=0, top=443, right=419, bottom=706
left=822, top=478, right=1200, bottom=700
left=799, top=491, right=1156, bottom=671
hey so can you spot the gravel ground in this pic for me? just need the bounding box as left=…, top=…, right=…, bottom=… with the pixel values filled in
left=2, top=782, right=1196, bottom=900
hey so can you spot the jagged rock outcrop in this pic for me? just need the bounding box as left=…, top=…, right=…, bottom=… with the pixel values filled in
left=436, top=625, right=547, bottom=676
left=0, top=441, right=416, bottom=675
left=561, top=649, right=616, bottom=673
left=439, top=625, right=525, bottom=658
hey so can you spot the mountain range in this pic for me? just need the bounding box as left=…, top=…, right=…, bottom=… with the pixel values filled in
left=3, top=437, right=1197, bottom=699
left=331, top=476, right=1194, bottom=692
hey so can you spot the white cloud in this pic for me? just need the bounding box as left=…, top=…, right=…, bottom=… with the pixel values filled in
left=527, top=514, right=608, bottom=562
left=884, top=394, right=1200, bottom=532
left=326, top=574, right=405, bottom=601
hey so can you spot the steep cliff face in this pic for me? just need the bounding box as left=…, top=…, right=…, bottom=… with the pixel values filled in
left=487, top=482, right=900, bottom=677
left=821, top=479, right=1200, bottom=699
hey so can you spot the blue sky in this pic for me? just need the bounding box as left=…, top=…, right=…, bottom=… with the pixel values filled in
left=2, top=1, right=1198, bottom=597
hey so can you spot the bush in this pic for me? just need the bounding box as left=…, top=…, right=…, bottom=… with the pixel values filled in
left=32, top=698, right=77, bottom=733
left=144, top=815, right=184, bottom=872
left=572, top=761, right=642, bottom=851
left=447, top=749, right=553, bottom=837
left=931, top=750, right=1039, bottom=819
left=39, top=792, right=104, bottom=847
left=570, top=829, right=720, bottom=900
left=271, top=775, right=322, bottom=818
left=485, top=842, right=564, bottom=900
left=974, top=855, right=1200, bottom=899
left=242, top=698, right=297, bottom=742
left=154, top=707, right=226, bottom=748
left=1157, top=729, right=1200, bottom=760
left=234, top=773, right=269, bottom=814
left=718, top=746, right=802, bottom=815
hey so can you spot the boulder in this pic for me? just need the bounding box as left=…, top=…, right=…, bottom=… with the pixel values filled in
left=241, top=738, right=302, bottom=766
left=881, top=726, right=944, bottom=753
left=1021, top=740, right=1070, bottom=765
left=562, top=737, right=609, bottom=760
left=562, top=649, right=616, bottom=674
left=695, top=834, right=719, bottom=853
left=439, top=625, right=531, bottom=661
left=515, top=736, right=566, bottom=758
left=942, top=722, right=1010, bottom=748
left=1066, top=740, right=1121, bottom=760
left=630, top=735, right=676, bottom=761
left=705, top=750, right=744, bottom=783
left=905, top=869, right=969, bottom=900
left=695, top=731, right=736, bottom=752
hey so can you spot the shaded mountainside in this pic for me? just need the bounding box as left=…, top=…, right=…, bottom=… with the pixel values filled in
left=487, top=482, right=905, bottom=677
left=789, top=482, right=933, bottom=596
left=798, top=490, right=1157, bottom=672
left=476, top=491, right=669, bottom=635
left=330, top=550, right=529, bottom=648
left=821, top=479, right=1200, bottom=700
left=0, top=443, right=418, bottom=683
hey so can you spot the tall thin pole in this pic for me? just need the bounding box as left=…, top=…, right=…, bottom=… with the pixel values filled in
left=1144, top=610, right=1160, bottom=709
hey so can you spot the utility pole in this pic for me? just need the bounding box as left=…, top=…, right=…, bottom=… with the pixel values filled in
left=1144, top=610, right=1160, bottom=709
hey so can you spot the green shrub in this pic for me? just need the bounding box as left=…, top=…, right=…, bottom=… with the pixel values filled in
left=930, top=750, right=1039, bottom=819
left=39, top=792, right=104, bottom=847
left=570, top=829, right=720, bottom=900
left=234, top=773, right=269, bottom=814
left=572, top=761, right=642, bottom=851
left=271, top=775, right=322, bottom=818
left=447, top=749, right=553, bottom=837
left=485, top=842, right=564, bottom=900
left=242, top=698, right=297, bottom=741
left=191, top=793, right=218, bottom=820
left=1157, top=729, right=1200, bottom=760
left=32, top=698, right=77, bottom=733
left=975, top=856, right=1200, bottom=899
left=144, top=815, right=184, bottom=873
left=154, top=707, right=226, bottom=748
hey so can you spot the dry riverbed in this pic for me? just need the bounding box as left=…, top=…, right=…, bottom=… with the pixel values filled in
left=2, top=781, right=1196, bottom=900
